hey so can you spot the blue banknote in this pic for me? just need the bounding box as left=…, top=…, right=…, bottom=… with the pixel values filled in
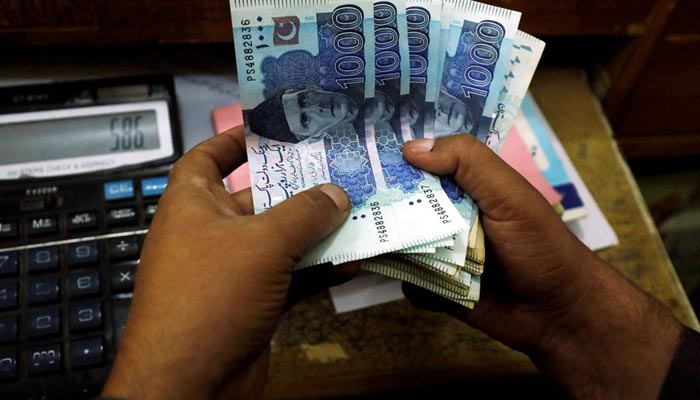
left=231, top=0, right=467, bottom=267
left=372, top=0, right=419, bottom=192
left=437, top=0, right=520, bottom=138
left=405, top=0, right=443, bottom=140
left=434, top=1, right=520, bottom=221
left=234, top=1, right=375, bottom=209
left=481, top=30, right=545, bottom=151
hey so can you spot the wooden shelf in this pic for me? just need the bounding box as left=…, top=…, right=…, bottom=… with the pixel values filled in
left=0, top=0, right=657, bottom=46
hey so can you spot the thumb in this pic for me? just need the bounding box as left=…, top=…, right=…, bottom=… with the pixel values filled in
left=403, top=134, right=551, bottom=221
left=256, top=184, right=350, bottom=262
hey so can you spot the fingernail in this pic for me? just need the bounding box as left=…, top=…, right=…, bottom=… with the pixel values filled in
left=319, top=184, right=350, bottom=212
left=407, top=138, right=434, bottom=154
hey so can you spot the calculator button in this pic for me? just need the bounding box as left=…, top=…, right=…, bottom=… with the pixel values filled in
left=0, top=251, right=18, bottom=276
left=111, top=265, right=137, bottom=293
left=67, top=211, right=98, bottom=231
left=67, top=241, right=99, bottom=266
left=104, top=180, right=134, bottom=201
left=27, top=276, right=60, bottom=305
left=26, top=216, right=58, bottom=236
left=0, top=221, right=18, bottom=240
left=69, top=271, right=101, bottom=297
left=0, top=316, right=18, bottom=343
left=144, top=203, right=158, bottom=221
left=0, top=351, right=17, bottom=379
left=27, top=246, right=59, bottom=272
left=27, top=344, right=62, bottom=375
left=27, top=308, right=61, bottom=337
left=112, top=299, right=131, bottom=348
left=70, top=302, right=102, bottom=331
left=71, top=337, right=104, bottom=368
left=109, top=237, right=140, bottom=261
left=141, top=176, right=168, bottom=197
left=0, top=282, right=18, bottom=310
left=107, top=207, right=137, bottom=226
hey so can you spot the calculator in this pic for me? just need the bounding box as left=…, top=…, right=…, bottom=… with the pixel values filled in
left=0, top=75, right=182, bottom=399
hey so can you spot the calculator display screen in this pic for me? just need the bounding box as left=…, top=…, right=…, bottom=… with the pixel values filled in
left=0, top=111, right=160, bottom=165
left=0, top=100, right=175, bottom=180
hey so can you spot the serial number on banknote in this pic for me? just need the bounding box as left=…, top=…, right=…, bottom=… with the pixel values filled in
left=239, top=20, right=257, bottom=81
left=421, top=185, right=452, bottom=224
left=370, top=201, right=390, bottom=243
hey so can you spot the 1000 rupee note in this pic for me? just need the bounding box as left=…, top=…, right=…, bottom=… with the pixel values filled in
left=404, top=0, right=443, bottom=139
left=439, top=0, right=521, bottom=138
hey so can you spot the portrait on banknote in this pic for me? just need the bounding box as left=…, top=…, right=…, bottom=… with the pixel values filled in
left=242, top=38, right=365, bottom=145
left=434, top=87, right=474, bottom=136
left=248, top=83, right=360, bottom=144
left=370, top=90, right=395, bottom=125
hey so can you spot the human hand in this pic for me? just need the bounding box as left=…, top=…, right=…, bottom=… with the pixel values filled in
left=402, top=134, right=682, bottom=399
left=102, top=126, right=355, bottom=400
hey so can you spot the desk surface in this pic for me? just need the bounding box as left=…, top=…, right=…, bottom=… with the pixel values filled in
left=263, top=68, right=699, bottom=399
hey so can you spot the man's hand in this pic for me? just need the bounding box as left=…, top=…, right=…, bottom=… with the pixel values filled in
left=402, top=135, right=682, bottom=399
left=102, top=126, right=355, bottom=400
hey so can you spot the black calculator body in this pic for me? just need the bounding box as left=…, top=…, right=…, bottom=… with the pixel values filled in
left=0, top=75, right=182, bottom=399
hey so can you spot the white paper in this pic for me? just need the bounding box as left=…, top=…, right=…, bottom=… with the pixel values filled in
left=329, top=273, right=404, bottom=313
left=545, top=119, right=619, bottom=251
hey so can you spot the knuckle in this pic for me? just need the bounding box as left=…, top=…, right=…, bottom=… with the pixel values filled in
left=168, top=158, right=187, bottom=181
left=298, top=189, right=335, bottom=214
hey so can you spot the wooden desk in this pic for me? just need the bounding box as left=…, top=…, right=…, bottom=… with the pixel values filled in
left=263, top=69, right=700, bottom=399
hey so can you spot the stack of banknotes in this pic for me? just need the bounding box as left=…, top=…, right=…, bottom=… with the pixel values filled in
left=229, top=0, right=545, bottom=308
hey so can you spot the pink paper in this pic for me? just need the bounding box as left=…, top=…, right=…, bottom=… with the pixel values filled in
left=211, top=103, right=251, bottom=192
left=500, top=127, right=563, bottom=205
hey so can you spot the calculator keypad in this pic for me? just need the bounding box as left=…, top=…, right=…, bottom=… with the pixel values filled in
left=26, top=277, right=60, bottom=305
left=0, top=282, right=18, bottom=310
left=0, top=317, right=17, bottom=343
left=107, top=207, right=137, bottom=226
left=110, top=265, right=137, bottom=293
left=26, top=217, right=59, bottom=237
left=66, top=241, right=99, bottom=267
left=0, top=173, right=169, bottom=398
left=71, top=337, right=104, bottom=368
left=69, top=302, right=102, bottom=332
left=109, top=237, right=140, bottom=261
left=27, top=246, right=60, bottom=272
left=27, top=308, right=61, bottom=338
left=68, top=271, right=101, bottom=298
left=0, top=351, right=17, bottom=379
left=67, top=211, right=98, bottom=232
left=26, top=344, right=62, bottom=375
left=0, top=223, right=18, bottom=241
left=0, top=252, right=18, bottom=276
left=103, top=180, right=134, bottom=201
